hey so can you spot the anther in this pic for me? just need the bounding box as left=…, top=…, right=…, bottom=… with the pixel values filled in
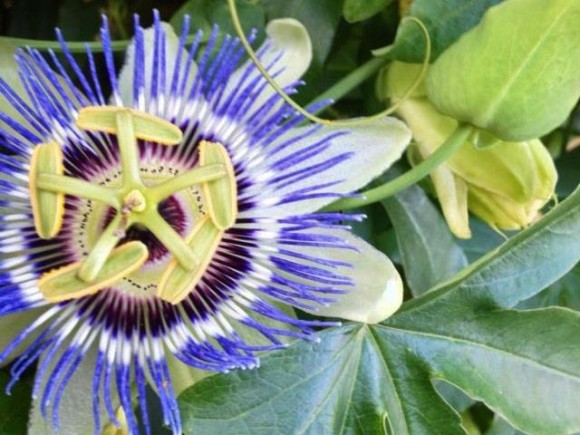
left=76, top=106, right=183, bottom=145
left=39, top=241, right=149, bottom=303
left=29, top=142, right=66, bottom=239
left=198, top=141, right=238, bottom=230
left=157, top=216, right=223, bottom=304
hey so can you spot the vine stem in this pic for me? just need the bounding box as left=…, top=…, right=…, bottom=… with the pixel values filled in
left=0, top=36, right=131, bottom=53
left=227, top=0, right=431, bottom=127
left=324, top=124, right=475, bottom=211
left=308, top=55, right=390, bottom=111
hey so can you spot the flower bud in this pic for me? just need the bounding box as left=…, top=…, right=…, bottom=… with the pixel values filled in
left=425, top=0, right=580, bottom=142
left=384, top=62, right=558, bottom=238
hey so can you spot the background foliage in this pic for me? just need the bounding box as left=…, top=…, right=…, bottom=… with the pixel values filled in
left=1, top=0, right=579, bottom=434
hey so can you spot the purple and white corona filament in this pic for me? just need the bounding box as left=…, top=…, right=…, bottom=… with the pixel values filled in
left=0, top=13, right=410, bottom=434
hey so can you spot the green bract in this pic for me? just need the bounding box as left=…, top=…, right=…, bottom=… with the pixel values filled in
left=425, top=0, right=580, bottom=142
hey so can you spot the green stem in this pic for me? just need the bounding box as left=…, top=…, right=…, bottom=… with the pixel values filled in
left=36, top=173, right=120, bottom=209
left=141, top=210, right=198, bottom=270
left=148, top=164, right=226, bottom=203
left=324, top=124, right=474, bottom=211
left=0, top=37, right=130, bottom=53
left=0, top=34, right=200, bottom=53
left=308, top=55, right=388, bottom=110
left=228, top=0, right=431, bottom=127
left=227, top=0, right=431, bottom=127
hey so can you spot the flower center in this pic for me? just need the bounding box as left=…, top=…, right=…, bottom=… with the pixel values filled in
left=30, top=106, right=238, bottom=305
left=100, top=195, right=187, bottom=266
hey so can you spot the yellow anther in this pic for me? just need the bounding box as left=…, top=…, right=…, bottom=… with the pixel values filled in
left=39, top=241, right=148, bottom=303
left=157, top=216, right=223, bottom=305
left=199, top=141, right=238, bottom=230
left=29, top=142, right=65, bottom=239
left=76, top=106, right=183, bottom=145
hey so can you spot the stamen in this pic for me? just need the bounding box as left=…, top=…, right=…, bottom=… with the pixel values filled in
left=148, top=164, right=227, bottom=203
left=76, top=106, right=183, bottom=144
left=39, top=241, right=148, bottom=303
left=29, top=142, right=65, bottom=239
left=141, top=209, right=199, bottom=271
left=199, top=141, right=238, bottom=230
left=157, top=216, right=223, bottom=305
left=77, top=214, right=124, bottom=283
left=76, top=106, right=184, bottom=186
left=36, top=173, right=120, bottom=209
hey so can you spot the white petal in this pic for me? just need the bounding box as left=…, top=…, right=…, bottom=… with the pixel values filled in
left=263, top=19, right=312, bottom=89
left=242, top=117, right=412, bottom=218
left=117, top=22, right=196, bottom=110
left=297, top=229, right=403, bottom=323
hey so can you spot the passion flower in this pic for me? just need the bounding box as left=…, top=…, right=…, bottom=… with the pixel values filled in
left=0, top=13, right=411, bottom=434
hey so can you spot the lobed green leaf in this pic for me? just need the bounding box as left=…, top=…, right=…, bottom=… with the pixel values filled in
left=179, top=187, right=580, bottom=435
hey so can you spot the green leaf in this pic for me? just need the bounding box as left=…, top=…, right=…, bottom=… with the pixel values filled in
left=517, top=263, right=580, bottom=310
left=397, top=187, right=580, bottom=313
left=179, top=187, right=580, bottom=435
left=456, top=218, right=508, bottom=263
left=486, top=415, right=526, bottom=435
left=425, top=0, right=580, bottom=141
left=432, top=380, right=474, bottom=413
left=170, top=0, right=212, bottom=36
left=390, top=0, right=503, bottom=62
left=180, top=308, right=580, bottom=434
left=57, top=0, right=102, bottom=42
left=171, top=0, right=266, bottom=41
left=382, top=184, right=467, bottom=296
left=260, top=0, right=343, bottom=66
left=206, top=1, right=266, bottom=39
left=380, top=308, right=580, bottom=434
left=0, top=369, right=33, bottom=434
left=556, top=147, right=580, bottom=198
left=343, top=0, right=393, bottom=23
left=179, top=326, right=465, bottom=435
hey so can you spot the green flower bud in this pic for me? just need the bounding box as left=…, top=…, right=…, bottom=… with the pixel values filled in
left=425, top=0, right=580, bottom=142
left=384, top=62, right=558, bottom=238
